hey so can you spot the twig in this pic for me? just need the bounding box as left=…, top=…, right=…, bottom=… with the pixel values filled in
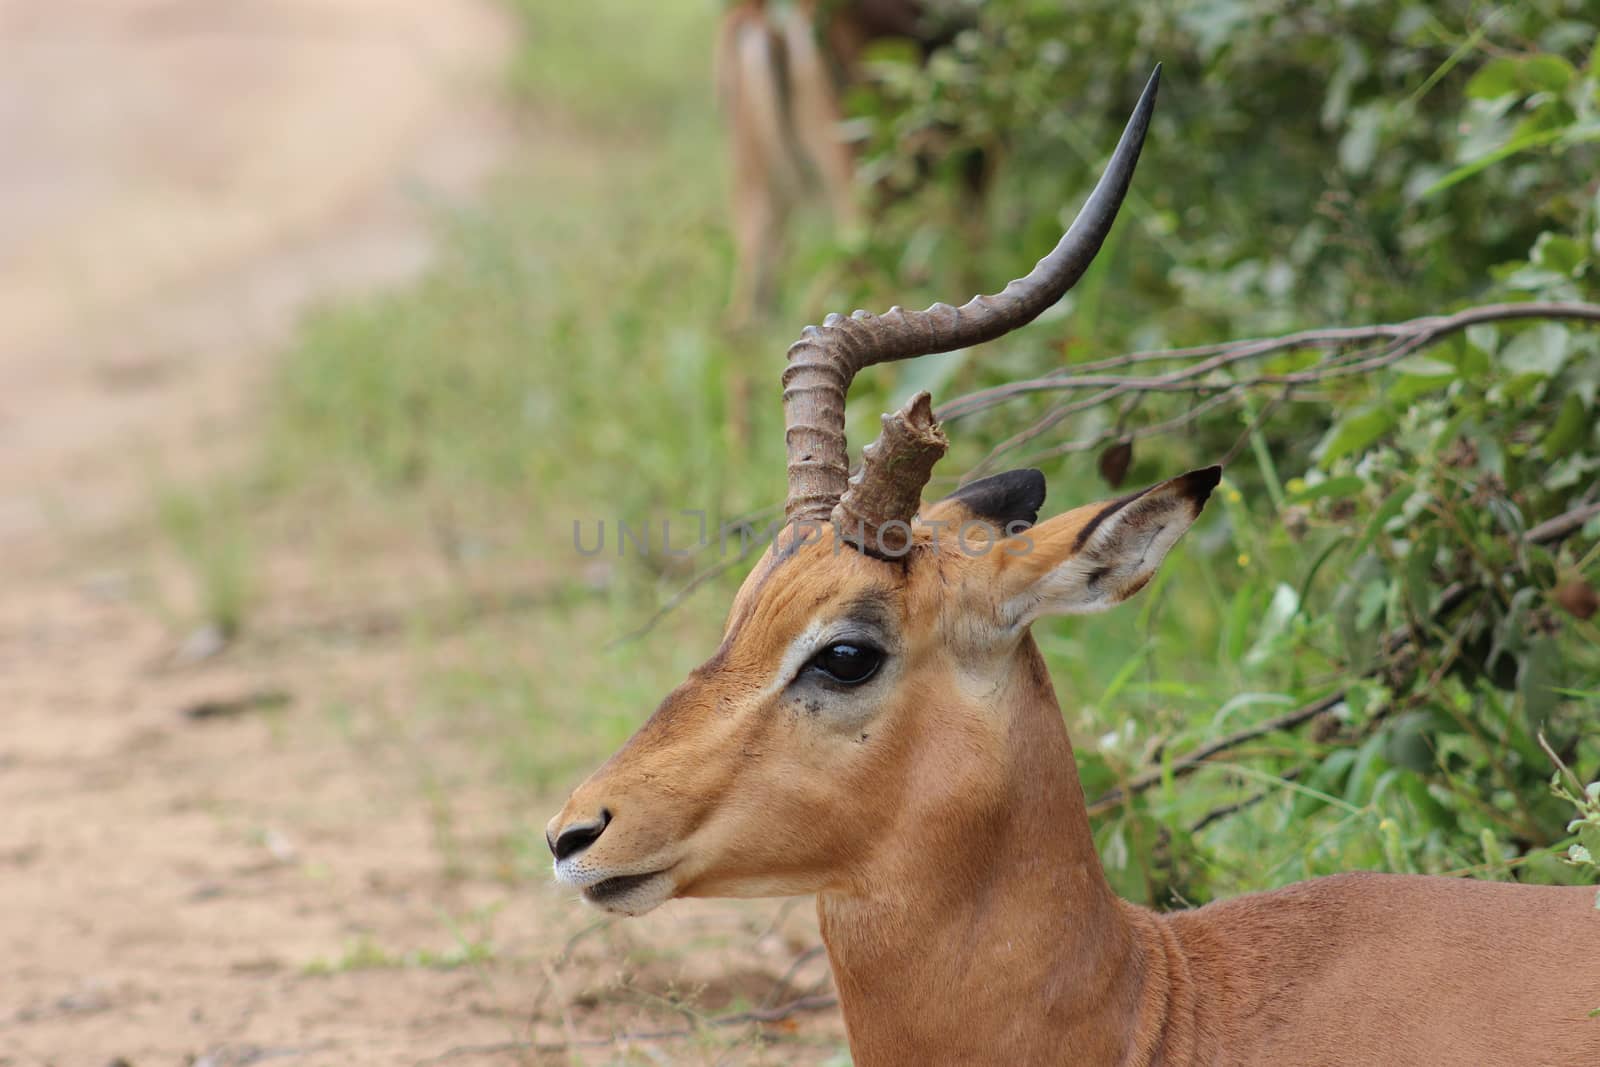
left=1016, top=389, right=1239, bottom=469
left=761, top=944, right=830, bottom=1010
left=1219, top=387, right=1294, bottom=468
left=1537, top=730, right=1586, bottom=795
left=1088, top=692, right=1343, bottom=814
left=937, top=301, right=1600, bottom=422
left=606, top=547, right=754, bottom=648
left=1526, top=500, right=1600, bottom=545
left=1189, top=768, right=1303, bottom=833
left=1086, top=496, right=1600, bottom=814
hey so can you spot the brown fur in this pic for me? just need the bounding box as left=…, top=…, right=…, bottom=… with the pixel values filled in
left=551, top=472, right=1600, bottom=1065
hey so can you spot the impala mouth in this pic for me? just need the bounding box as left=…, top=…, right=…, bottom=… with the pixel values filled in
left=569, top=866, right=676, bottom=915
left=584, top=870, right=664, bottom=902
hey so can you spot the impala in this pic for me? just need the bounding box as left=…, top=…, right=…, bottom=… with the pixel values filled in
left=717, top=0, right=967, bottom=322
left=550, top=68, right=1600, bottom=1065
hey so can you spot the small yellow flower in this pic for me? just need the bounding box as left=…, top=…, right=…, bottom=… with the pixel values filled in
left=1236, top=553, right=1251, bottom=567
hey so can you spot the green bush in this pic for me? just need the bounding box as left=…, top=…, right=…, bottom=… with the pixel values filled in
left=848, top=0, right=1600, bottom=904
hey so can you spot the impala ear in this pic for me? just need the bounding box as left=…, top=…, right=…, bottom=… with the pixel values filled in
left=993, top=466, right=1221, bottom=628
left=922, top=469, right=1047, bottom=531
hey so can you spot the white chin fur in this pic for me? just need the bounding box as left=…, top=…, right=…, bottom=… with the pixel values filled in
left=554, top=857, right=676, bottom=915
left=579, top=870, right=675, bottom=915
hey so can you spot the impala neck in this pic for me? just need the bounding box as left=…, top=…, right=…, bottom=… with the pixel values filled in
left=816, top=635, right=1166, bottom=1066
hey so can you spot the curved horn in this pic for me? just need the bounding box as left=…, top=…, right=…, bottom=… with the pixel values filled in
left=781, top=65, right=1161, bottom=550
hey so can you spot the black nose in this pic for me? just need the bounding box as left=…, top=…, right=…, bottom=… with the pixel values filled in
left=549, top=809, right=611, bottom=861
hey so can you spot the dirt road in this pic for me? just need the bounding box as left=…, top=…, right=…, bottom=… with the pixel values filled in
left=0, top=4, right=844, bottom=1063
left=0, top=1, right=537, bottom=1061
left=0, top=0, right=506, bottom=554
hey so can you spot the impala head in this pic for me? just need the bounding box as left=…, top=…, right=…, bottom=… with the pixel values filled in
left=549, top=67, right=1218, bottom=915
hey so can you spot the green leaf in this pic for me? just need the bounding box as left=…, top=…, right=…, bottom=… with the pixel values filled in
left=1244, top=583, right=1300, bottom=670
left=1518, top=635, right=1562, bottom=730
left=1382, top=712, right=1437, bottom=775
left=1579, top=824, right=1600, bottom=862
left=1422, top=126, right=1567, bottom=197
left=1288, top=475, right=1365, bottom=504
left=1354, top=484, right=1414, bottom=556
left=1392, top=356, right=1458, bottom=378
left=1224, top=579, right=1261, bottom=663
left=1405, top=775, right=1452, bottom=830
left=1500, top=322, right=1572, bottom=377
left=1390, top=356, right=1457, bottom=401
left=1465, top=323, right=1499, bottom=358
left=1333, top=555, right=1386, bottom=667
left=1541, top=393, right=1588, bottom=458
left=1530, top=231, right=1586, bottom=276
left=1404, top=537, right=1435, bottom=617
left=1339, top=105, right=1384, bottom=176
left=1074, top=751, right=1116, bottom=802
left=1294, top=749, right=1356, bottom=821
left=1521, top=55, right=1576, bottom=93
left=1465, top=58, right=1521, bottom=100
left=1390, top=378, right=1452, bottom=403
left=1317, top=407, right=1396, bottom=465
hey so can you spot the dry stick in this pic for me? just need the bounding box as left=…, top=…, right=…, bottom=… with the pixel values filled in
left=1086, top=497, right=1599, bottom=815
left=1536, top=730, right=1587, bottom=795
left=1219, top=386, right=1294, bottom=469
left=1190, top=767, right=1304, bottom=833
left=954, top=302, right=1594, bottom=475
left=975, top=327, right=1437, bottom=473
left=1088, top=692, right=1345, bottom=815
left=761, top=944, right=830, bottom=1010
left=967, top=383, right=1131, bottom=473
left=1527, top=500, right=1600, bottom=544
left=607, top=546, right=754, bottom=649
left=1019, top=389, right=1240, bottom=468
left=412, top=995, right=840, bottom=1065
left=937, top=301, right=1600, bottom=421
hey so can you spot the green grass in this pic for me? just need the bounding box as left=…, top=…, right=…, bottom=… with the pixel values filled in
left=302, top=930, right=496, bottom=976
left=153, top=481, right=254, bottom=638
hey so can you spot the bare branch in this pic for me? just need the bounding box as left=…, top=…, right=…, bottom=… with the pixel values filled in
left=1088, top=692, right=1344, bottom=815
left=938, top=301, right=1600, bottom=424
left=1527, top=501, right=1600, bottom=545
left=1190, top=768, right=1304, bottom=833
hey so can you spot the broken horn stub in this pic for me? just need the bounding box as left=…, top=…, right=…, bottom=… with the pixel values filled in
left=831, top=392, right=948, bottom=558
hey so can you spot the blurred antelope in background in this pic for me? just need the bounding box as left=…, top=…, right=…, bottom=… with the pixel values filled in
left=716, top=0, right=962, bottom=322
left=551, top=68, right=1600, bottom=1065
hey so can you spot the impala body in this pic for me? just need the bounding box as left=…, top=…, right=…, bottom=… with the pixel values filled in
left=717, top=0, right=966, bottom=321
left=550, top=68, right=1600, bottom=1065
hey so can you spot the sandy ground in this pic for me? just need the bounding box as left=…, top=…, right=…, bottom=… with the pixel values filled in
left=0, top=2, right=844, bottom=1064
left=0, top=0, right=506, bottom=554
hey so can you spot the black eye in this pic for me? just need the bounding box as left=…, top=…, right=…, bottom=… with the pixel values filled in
left=808, top=643, right=883, bottom=685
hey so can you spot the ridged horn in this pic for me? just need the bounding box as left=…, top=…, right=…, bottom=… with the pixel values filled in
left=780, top=65, right=1160, bottom=554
